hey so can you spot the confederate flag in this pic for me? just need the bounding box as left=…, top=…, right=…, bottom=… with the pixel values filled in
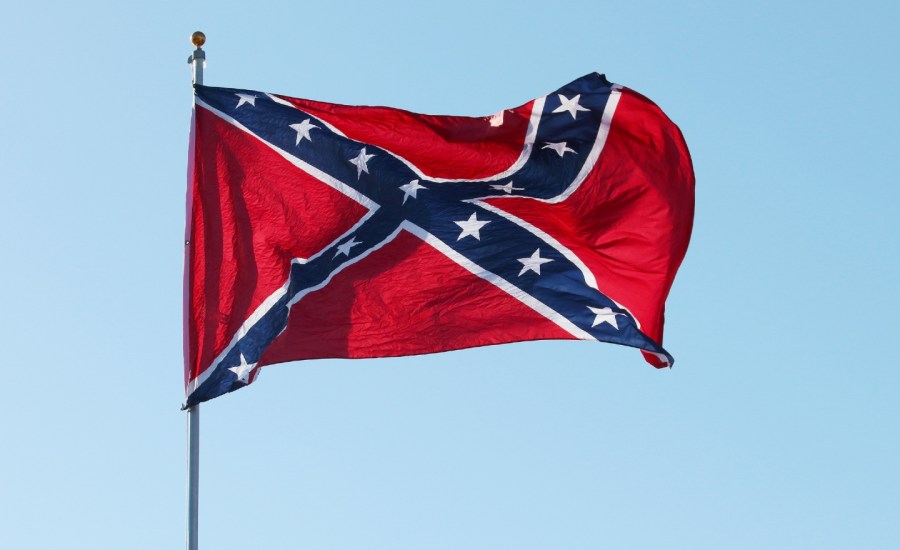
left=184, top=73, right=694, bottom=407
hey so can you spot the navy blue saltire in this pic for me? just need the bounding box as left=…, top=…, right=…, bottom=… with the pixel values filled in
left=186, top=73, right=671, bottom=407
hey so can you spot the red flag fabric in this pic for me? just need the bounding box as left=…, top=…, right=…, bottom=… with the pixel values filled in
left=184, top=73, right=694, bottom=406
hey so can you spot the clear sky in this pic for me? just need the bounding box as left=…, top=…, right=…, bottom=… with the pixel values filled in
left=1, top=1, right=897, bottom=548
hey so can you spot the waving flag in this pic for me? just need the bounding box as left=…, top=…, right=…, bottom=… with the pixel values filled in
left=184, top=73, right=694, bottom=407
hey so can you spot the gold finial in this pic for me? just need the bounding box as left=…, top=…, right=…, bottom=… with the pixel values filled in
left=191, top=31, right=206, bottom=48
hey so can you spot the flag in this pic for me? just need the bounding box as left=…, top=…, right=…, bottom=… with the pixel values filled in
left=184, top=73, right=694, bottom=407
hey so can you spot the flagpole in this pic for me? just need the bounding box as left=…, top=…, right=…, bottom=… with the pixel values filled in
left=186, top=404, right=199, bottom=550
left=186, top=30, right=205, bottom=550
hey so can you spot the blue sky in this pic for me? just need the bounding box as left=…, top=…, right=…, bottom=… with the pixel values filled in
left=1, top=1, right=897, bottom=548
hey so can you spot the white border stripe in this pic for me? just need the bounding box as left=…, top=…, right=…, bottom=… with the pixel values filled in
left=295, top=209, right=379, bottom=266
left=186, top=279, right=290, bottom=396
left=264, top=94, right=547, bottom=184
left=404, top=223, right=597, bottom=342
left=195, top=98, right=378, bottom=211
left=545, top=85, right=622, bottom=203
left=470, top=199, right=599, bottom=290
left=268, top=93, right=349, bottom=138
left=416, top=97, right=545, bottom=183
left=287, top=225, right=405, bottom=308
left=474, top=199, right=645, bottom=331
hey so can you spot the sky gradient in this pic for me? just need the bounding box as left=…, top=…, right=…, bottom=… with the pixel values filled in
left=1, top=1, right=897, bottom=548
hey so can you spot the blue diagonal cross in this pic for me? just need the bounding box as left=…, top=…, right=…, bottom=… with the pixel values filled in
left=187, top=74, right=671, bottom=405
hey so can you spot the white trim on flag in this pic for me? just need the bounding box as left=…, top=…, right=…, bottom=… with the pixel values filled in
left=470, top=195, right=645, bottom=332
left=267, top=93, right=350, bottom=138
left=404, top=223, right=598, bottom=342
left=286, top=225, right=405, bottom=308
left=470, top=199, right=599, bottom=290
left=405, top=97, right=546, bottom=183
left=185, top=278, right=291, bottom=397
left=544, top=85, right=622, bottom=204
left=195, top=98, right=379, bottom=211
left=266, top=94, right=548, bottom=184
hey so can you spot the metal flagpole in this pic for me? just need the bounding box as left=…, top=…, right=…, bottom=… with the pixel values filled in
left=186, top=30, right=205, bottom=550
left=186, top=405, right=199, bottom=550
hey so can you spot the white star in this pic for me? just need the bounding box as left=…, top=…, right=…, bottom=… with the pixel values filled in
left=399, top=179, right=427, bottom=204
left=335, top=236, right=362, bottom=257
left=517, top=249, right=554, bottom=276
left=543, top=142, right=576, bottom=157
left=349, top=148, right=375, bottom=179
left=235, top=93, right=257, bottom=108
left=552, top=94, right=590, bottom=119
left=454, top=213, right=490, bottom=241
left=588, top=306, right=622, bottom=329
left=490, top=181, right=524, bottom=194
left=289, top=119, right=318, bottom=145
left=229, top=352, right=257, bottom=384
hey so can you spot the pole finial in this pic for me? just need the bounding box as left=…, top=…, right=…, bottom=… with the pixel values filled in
left=191, top=31, right=206, bottom=48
